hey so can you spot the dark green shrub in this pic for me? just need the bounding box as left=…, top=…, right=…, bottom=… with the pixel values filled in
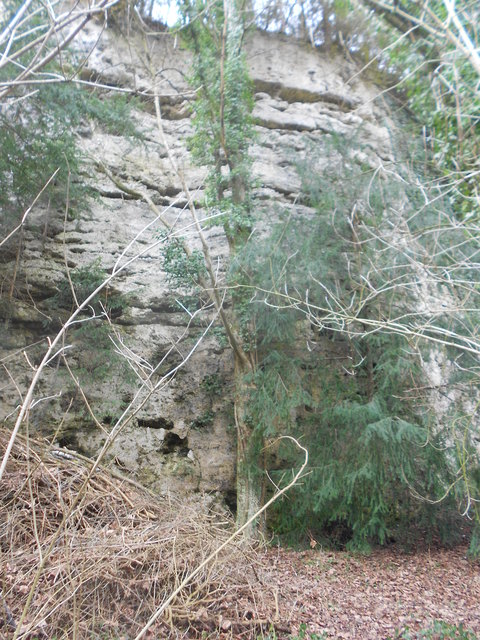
left=201, top=373, right=224, bottom=397
left=191, top=410, right=214, bottom=430
left=245, top=136, right=461, bottom=550
left=51, top=259, right=127, bottom=317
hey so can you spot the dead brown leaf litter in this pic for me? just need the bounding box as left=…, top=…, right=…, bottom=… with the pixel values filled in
left=1, top=429, right=479, bottom=639
left=257, top=545, right=480, bottom=639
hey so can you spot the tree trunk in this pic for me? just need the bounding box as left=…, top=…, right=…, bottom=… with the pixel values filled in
left=234, top=354, right=265, bottom=537
left=323, top=1, right=332, bottom=51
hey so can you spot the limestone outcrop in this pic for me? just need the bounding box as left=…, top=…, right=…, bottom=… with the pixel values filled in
left=0, top=24, right=396, bottom=501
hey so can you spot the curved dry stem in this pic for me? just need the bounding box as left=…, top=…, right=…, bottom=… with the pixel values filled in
left=134, top=436, right=308, bottom=640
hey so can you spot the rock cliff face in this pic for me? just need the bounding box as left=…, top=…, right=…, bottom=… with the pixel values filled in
left=0, top=24, right=397, bottom=501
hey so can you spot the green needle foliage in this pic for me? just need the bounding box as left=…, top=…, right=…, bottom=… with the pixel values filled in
left=0, top=82, right=142, bottom=220
left=378, top=0, right=480, bottom=221
left=0, top=0, right=142, bottom=226
left=178, top=0, right=254, bottom=243
left=160, top=233, right=207, bottom=290
left=245, top=135, right=461, bottom=551
left=0, top=91, right=84, bottom=215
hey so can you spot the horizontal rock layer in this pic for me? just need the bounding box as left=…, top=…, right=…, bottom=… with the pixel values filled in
left=0, top=24, right=395, bottom=502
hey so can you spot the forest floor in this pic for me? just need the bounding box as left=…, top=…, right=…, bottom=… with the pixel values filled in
left=2, top=428, right=480, bottom=640
left=246, top=544, right=480, bottom=639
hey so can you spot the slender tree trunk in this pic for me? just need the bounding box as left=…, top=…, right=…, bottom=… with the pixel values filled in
left=234, top=354, right=265, bottom=536
left=8, top=227, right=23, bottom=301
left=323, top=1, right=332, bottom=51
left=179, top=0, right=263, bottom=535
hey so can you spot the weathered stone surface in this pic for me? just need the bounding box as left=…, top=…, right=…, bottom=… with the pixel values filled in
left=0, top=25, right=396, bottom=504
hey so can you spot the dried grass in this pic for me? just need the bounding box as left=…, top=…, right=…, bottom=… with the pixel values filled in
left=0, top=429, right=272, bottom=639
